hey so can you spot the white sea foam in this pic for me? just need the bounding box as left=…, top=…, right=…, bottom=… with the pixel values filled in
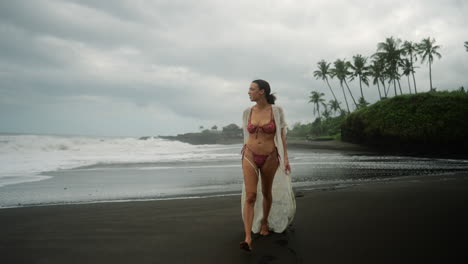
left=0, top=134, right=240, bottom=187
left=2, top=133, right=468, bottom=208
left=1, top=133, right=468, bottom=190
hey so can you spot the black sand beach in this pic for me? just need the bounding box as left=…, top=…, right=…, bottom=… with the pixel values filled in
left=1, top=172, right=468, bottom=264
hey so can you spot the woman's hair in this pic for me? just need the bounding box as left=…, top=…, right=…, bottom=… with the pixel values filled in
left=252, top=79, right=276, bottom=104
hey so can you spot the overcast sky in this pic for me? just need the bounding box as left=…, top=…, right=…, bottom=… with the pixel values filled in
left=1, top=0, right=467, bottom=137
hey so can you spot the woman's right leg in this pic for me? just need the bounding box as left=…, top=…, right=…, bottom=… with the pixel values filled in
left=242, top=150, right=259, bottom=249
left=258, top=148, right=279, bottom=236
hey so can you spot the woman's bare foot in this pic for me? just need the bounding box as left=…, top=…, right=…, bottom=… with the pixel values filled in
left=260, top=221, right=270, bottom=236
left=240, top=238, right=252, bottom=251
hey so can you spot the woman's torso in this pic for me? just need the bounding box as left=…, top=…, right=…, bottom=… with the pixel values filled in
left=245, top=105, right=276, bottom=154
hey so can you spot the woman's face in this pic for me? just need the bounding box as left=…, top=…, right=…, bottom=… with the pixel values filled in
left=248, top=82, right=264, bottom=102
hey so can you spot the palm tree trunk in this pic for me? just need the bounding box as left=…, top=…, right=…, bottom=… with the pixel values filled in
left=381, top=78, right=387, bottom=97
left=397, top=79, right=403, bottom=95
left=325, top=78, right=341, bottom=111
left=386, top=80, right=392, bottom=96
left=407, top=75, right=412, bottom=94
left=393, top=79, right=397, bottom=96
left=412, top=73, right=418, bottom=93
left=316, top=103, right=322, bottom=134
left=409, top=55, right=417, bottom=94
left=317, top=103, right=323, bottom=134
left=317, top=103, right=321, bottom=120
left=429, top=61, right=433, bottom=91
left=377, top=81, right=382, bottom=99
left=359, top=77, right=364, bottom=99
left=344, top=80, right=358, bottom=108
left=340, top=83, right=350, bottom=113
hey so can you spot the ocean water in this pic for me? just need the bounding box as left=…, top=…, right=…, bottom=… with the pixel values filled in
left=0, top=133, right=238, bottom=187
left=1, top=133, right=468, bottom=208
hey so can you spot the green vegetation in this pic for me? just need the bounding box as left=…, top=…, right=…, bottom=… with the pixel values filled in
left=311, top=36, right=449, bottom=117
left=287, top=123, right=313, bottom=138
left=313, top=60, right=341, bottom=111
left=349, top=54, right=370, bottom=104
left=288, top=114, right=346, bottom=140
left=341, top=90, right=468, bottom=153
left=167, top=36, right=466, bottom=155
left=303, top=35, right=467, bottom=155
left=417, top=37, right=442, bottom=92
left=159, top=123, right=243, bottom=144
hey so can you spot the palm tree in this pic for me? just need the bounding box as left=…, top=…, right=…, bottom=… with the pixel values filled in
left=358, top=97, right=369, bottom=108
left=349, top=54, right=370, bottom=102
left=372, top=54, right=390, bottom=98
left=321, top=104, right=332, bottom=119
left=374, top=37, right=403, bottom=97
left=328, top=99, right=341, bottom=116
left=308, top=91, right=326, bottom=119
left=396, top=75, right=403, bottom=95
left=313, top=60, right=341, bottom=111
left=369, top=59, right=384, bottom=99
left=331, top=59, right=357, bottom=111
left=417, top=37, right=442, bottom=92
left=402, top=40, right=419, bottom=93
left=401, top=59, right=414, bottom=94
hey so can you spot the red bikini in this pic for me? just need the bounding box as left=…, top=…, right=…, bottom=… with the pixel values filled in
left=242, top=107, right=279, bottom=169
left=247, top=107, right=276, bottom=137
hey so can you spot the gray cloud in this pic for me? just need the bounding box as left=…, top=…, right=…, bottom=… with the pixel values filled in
left=1, top=0, right=467, bottom=136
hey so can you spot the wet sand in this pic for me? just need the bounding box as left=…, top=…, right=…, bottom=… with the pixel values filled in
left=1, top=172, right=468, bottom=263
left=287, top=139, right=373, bottom=152
left=288, top=139, right=468, bottom=159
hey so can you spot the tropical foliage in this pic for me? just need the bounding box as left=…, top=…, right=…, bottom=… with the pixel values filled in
left=341, top=90, right=468, bottom=153
left=313, top=60, right=341, bottom=111
left=308, top=91, right=326, bottom=118
left=312, top=36, right=446, bottom=117
left=417, top=37, right=442, bottom=91
left=349, top=54, right=370, bottom=104
left=305, top=35, right=467, bottom=143
left=402, top=40, right=419, bottom=93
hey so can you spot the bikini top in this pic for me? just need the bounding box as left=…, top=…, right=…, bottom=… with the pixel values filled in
left=247, top=106, right=276, bottom=136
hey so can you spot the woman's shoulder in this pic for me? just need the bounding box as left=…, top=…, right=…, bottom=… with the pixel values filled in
left=272, top=104, right=284, bottom=112
left=242, top=107, right=252, bottom=119
left=243, top=106, right=252, bottom=114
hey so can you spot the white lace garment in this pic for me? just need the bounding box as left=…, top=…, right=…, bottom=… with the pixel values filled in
left=241, top=105, right=296, bottom=233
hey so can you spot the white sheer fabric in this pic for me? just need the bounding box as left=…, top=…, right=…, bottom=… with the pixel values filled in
left=241, top=105, right=296, bottom=233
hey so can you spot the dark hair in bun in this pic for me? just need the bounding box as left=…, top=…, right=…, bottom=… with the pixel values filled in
left=252, top=79, right=276, bottom=104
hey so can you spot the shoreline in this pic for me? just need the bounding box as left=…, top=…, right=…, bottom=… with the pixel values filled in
left=2, top=171, right=462, bottom=210
left=158, top=136, right=468, bottom=159
left=2, top=172, right=468, bottom=263
left=2, top=138, right=467, bottom=209
left=286, top=138, right=372, bottom=152
left=287, top=139, right=468, bottom=159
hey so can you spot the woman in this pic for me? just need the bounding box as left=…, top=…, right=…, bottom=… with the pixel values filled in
left=239, top=79, right=296, bottom=252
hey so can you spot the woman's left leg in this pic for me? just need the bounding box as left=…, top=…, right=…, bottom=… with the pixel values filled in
left=259, top=148, right=279, bottom=235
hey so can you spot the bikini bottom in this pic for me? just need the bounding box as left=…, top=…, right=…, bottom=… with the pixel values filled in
left=241, top=144, right=279, bottom=172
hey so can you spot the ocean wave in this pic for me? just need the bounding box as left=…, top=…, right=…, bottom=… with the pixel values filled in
left=0, top=134, right=242, bottom=187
